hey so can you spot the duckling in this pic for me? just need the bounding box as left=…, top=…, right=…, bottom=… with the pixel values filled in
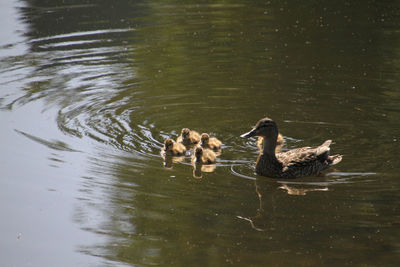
left=240, top=117, right=342, bottom=178
left=256, top=133, right=284, bottom=152
left=177, top=128, right=201, bottom=145
left=200, top=133, right=222, bottom=151
left=191, top=146, right=217, bottom=164
left=162, top=138, right=186, bottom=156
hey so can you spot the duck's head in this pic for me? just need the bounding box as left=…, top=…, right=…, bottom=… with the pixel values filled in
left=164, top=138, right=174, bottom=150
left=240, top=117, right=278, bottom=139
left=194, top=146, right=203, bottom=158
left=181, top=128, right=190, bottom=138
left=200, top=133, right=209, bottom=145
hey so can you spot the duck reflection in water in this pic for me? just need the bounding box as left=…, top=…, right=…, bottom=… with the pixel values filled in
left=237, top=179, right=277, bottom=232
left=278, top=183, right=328, bottom=195
left=237, top=178, right=330, bottom=231
left=162, top=155, right=185, bottom=169
left=191, top=146, right=217, bottom=178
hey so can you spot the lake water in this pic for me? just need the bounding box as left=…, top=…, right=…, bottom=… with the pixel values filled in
left=1, top=0, right=399, bottom=266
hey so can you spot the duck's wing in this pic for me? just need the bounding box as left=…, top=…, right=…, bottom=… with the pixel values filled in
left=277, top=140, right=332, bottom=168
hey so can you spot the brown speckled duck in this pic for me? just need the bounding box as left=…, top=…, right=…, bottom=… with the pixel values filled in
left=162, top=138, right=186, bottom=156
left=177, top=128, right=201, bottom=145
left=200, top=133, right=222, bottom=151
left=241, top=117, right=342, bottom=178
left=191, top=146, right=217, bottom=164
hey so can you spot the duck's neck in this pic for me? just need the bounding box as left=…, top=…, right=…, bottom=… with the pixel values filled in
left=261, top=135, right=277, bottom=156
left=195, top=154, right=202, bottom=162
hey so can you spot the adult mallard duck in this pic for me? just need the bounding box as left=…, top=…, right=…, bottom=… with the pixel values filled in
left=177, top=128, right=201, bottom=145
left=191, top=146, right=217, bottom=164
left=162, top=138, right=186, bottom=156
left=240, top=117, right=342, bottom=178
left=200, top=133, right=222, bottom=151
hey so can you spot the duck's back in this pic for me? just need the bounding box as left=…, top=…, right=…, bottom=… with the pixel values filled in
left=202, top=149, right=217, bottom=164
left=256, top=140, right=340, bottom=178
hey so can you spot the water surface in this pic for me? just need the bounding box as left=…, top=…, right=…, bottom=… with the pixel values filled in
left=1, top=0, right=399, bottom=266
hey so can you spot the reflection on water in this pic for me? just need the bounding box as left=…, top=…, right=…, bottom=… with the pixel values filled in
left=278, top=184, right=329, bottom=196
left=192, top=163, right=217, bottom=179
left=1, top=0, right=400, bottom=266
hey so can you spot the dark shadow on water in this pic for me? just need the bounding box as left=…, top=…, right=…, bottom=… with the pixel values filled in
left=15, top=129, right=80, bottom=152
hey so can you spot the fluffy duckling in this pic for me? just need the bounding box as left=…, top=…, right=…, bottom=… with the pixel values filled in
left=191, top=146, right=217, bottom=164
left=200, top=133, right=222, bottom=151
left=256, top=133, right=284, bottom=152
left=177, top=128, right=201, bottom=145
left=162, top=138, right=186, bottom=156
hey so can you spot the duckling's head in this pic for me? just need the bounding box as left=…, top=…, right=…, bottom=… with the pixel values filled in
left=181, top=128, right=190, bottom=138
left=164, top=138, right=174, bottom=151
left=200, top=133, right=209, bottom=145
left=240, top=117, right=278, bottom=139
left=194, top=146, right=203, bottom=158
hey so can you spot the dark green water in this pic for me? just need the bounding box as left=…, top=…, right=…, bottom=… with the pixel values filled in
left=1, top=0, right=399, bottom=266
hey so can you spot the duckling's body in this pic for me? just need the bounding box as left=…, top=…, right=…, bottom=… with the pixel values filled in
left=162, top=138, right=187, bottom=156
left=257, top=133, right=284, bottom=152
left=241, top=117, right=342, bottom=179
left=191, top=146, right=217, bottom=164
left=177, top=128, right=201, bottom=145
left=200, top=133, right=222, bottom=150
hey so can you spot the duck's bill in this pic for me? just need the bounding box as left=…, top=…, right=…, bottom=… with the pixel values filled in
left=240, top=129, right=256, bottom=138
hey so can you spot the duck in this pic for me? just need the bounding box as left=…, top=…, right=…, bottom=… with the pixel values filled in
left=240, top=117, right=342, bottom=178
left=162, top=138, right=187, bottom=156
left=191, top=146, right=217, bottom=164
left=256, top=133, right=284, bottom=152
left=200, top=133, right=222, bottom=150
left=177, top=128, right=201, bottom=145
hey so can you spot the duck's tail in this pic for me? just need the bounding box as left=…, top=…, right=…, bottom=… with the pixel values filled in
left=328, top=154, right=342, bottom=166
left=316, top=140, right=332, bottom=157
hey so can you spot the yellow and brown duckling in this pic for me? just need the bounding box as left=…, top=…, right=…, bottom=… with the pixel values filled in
left=200, top=133, right=222, bottom=151
left=256, top=133, right=284, bottom=152
left=241, top=117, right=342, bottom=178
left=191, top=146, right=217, bottom=164
left=162, top=138, right=187, bottom=156
left=177, top=128, right=201, bottom=145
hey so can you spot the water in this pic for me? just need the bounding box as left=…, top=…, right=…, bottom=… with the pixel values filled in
left=1, top=0, right=399, bottom=266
